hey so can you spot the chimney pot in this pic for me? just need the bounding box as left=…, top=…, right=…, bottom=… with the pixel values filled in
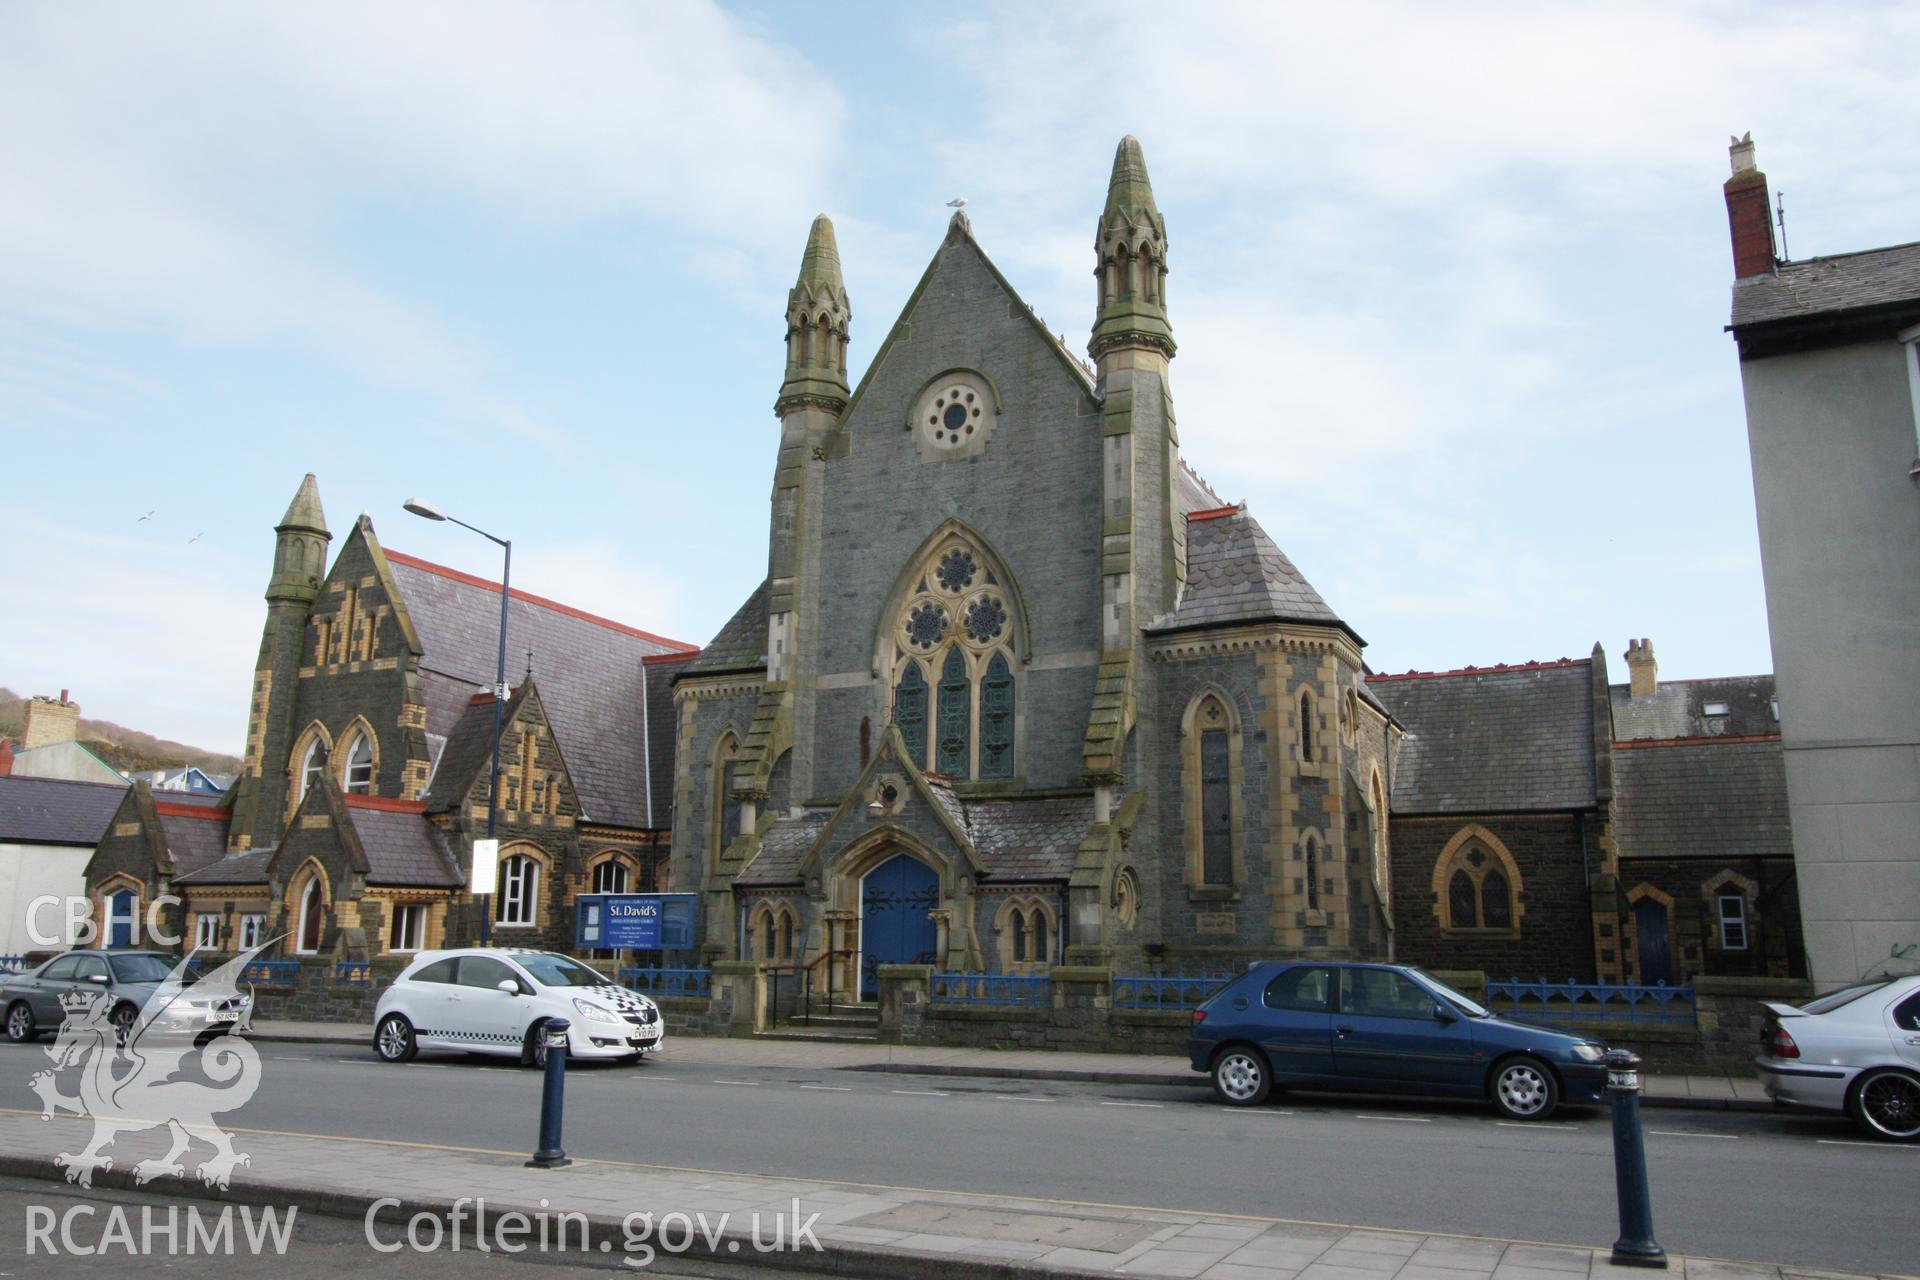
left=1625, top=638, right=1658, bottom=699
left=1724, top=132, right=1777, bottom=279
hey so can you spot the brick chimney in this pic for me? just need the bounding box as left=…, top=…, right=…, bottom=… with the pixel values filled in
left=0, top=738, right=13, bottom=775
left=23, top=690, right=81, bottom=750
left=1624, top=639, right=1658, bottom=699
left=1724, top=132, right=1777, bottom=279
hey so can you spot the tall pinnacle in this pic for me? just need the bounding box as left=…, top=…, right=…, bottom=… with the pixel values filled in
left=776, top=215, right=852, bottom=418
left=1103, top=135, right=1161, bottom=228
left=278, top=472, right=328, bottom=535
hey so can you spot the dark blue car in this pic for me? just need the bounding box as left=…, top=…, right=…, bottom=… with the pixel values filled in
left=1188, top=962, right=1609, bottom=1119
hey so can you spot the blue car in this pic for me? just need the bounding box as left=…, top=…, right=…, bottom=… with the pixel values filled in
left=1189, top=962, right=1609, bottom=1120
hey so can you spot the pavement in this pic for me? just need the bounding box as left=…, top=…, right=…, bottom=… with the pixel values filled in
left=250, top=1019, right=1777, bottom=1111
left=0, top=1112, right=1902, bottom=1280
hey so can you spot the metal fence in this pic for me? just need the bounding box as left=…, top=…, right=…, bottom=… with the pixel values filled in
left=0, top=955, right=28, bottom=975
left=335, top=962, right=372, bottom=986
left=1112, top=973, right=1233, bottom=1010
left=929, top=972, right=1052, bottom=1006
left=239, top=959, right=302, bottom=987
left=1485, top=978, right=1696, bottom=1025
left=616, top=967, right=712, bottom=998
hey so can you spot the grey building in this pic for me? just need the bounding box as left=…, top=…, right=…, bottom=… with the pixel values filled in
left=1724, top=134, right=1920, bottom=990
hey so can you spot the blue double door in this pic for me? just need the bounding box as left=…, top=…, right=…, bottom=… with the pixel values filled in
left=860, top=853, right=939, bottom=999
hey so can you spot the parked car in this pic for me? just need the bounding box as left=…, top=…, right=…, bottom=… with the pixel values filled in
left=2, top=950, right=249, bottom=1045
left=1753, top=974, right=1920, bottom=1142
left=372, top=948, right=665, bottom=1067
left=1188, top=961, right=1609, bottom=1119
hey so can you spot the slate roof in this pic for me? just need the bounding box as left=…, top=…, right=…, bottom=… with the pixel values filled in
left=423, top=693, right=501, bottom=816
left=735, top=795, right=1089, bottom=886
left=155, top=805, right=231, bottom=878
left=385, top=550, right=692, bottom=829
left=174, top=848, right=275, bottom=886
left=1613, top=739, right=1792, bottom=861
left=1611, top=676, right=1777, bottom=741
left=0, top=775, right=127, bottom=846
left=1151, top=507, right=1353, bottom=640
left=1175, top=459, right=1222, bottom=516
left=349, top=805, right=463, bottom=887
left=681, top=581, right=768, bottom=677
left=1368, top=662, right=1598, bottom=814
left=1730, top=241, right=1920, bottom=329
left=644, top=653, right=696, bottom=825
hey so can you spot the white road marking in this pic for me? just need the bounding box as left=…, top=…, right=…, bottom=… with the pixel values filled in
left=1357, top=1114, right=1432, bottom=1123
left=995, top=1095, right=1055, bottom=1103
left=1496, top=1122, right=1577, bottom=1130
left=1217, top=1108, right=1294, bottom=1115
left=1648, top=1130, right=1737, bottom=1139
left=1101, top=1101, right=1163, bottom=1109
left=272, top=1056, right=311, bottom=1062
left=711, top=1079, right=761, bottom=1087
left=1817, top=1139, right=1920, bottom=1150
left=891, top=1089, right=949, bottom=1097
left=798, top=1084, right=851, bottom=1092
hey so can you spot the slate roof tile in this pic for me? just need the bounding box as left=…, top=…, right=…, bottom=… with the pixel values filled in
left=0, top=775, right=127, bottom=846
left=1610, top=675, right=1777, bottom=741
left=1613, top=739, right=1791, bottom=860
left=1368, top=663, right=1597, bottom=814
left=174, top=849, right=276, bottom=886
left=681, top=581, right=769, bottom=677
left=349, top=807, right=463, bottom=887
left=964, top=796, right=1088, bottom=880
left=736, top=812, right=833, bottom=885
left=1151, top=508, right=1351, bottom=637
left=1730, top=240, right=1920, bottom=329
left=156, top=809, right=230, bottom=878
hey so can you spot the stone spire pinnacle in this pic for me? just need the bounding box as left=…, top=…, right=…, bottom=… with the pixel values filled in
left=268, top=472, right=331, bottom=604
left=776, top=214, right=852, bottom=418
left=1091, top=136, right=1174, bottom=368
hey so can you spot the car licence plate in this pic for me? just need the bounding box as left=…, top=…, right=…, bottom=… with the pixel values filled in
left=210, top=1010, right=239, bottom=1022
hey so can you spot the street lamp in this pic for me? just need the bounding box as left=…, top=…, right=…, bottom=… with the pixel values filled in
left=405, top=497, right=511, bottom=947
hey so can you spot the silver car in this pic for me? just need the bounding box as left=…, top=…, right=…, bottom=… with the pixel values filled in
left=1753, top=974, right=1920, bottom=1141
left=2, top=950, right=250, bottom=1045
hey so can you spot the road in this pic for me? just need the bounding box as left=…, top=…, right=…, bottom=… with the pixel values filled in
left=1, top=1041, right=1914, bottom=1275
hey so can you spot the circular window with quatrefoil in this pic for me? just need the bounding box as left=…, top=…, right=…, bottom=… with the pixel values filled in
left=909, top=370, right=999, bottom=460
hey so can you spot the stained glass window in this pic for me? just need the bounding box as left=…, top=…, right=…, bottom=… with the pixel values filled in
left=1200, top=729, right=1232, bottom=885
left=907, top=602, right=948, bottom=651
left=1449, top=870, right=1478, bottom=928
left=937, top=549, right=977, bottom=593
left=964, top=595, right=1007, bottom=643
left=980, top=653, right=1014, bottom=779
left=1481, top=870, right=1512, bottom=929
left=937, top=648, right=970, bottom=775
left=894, top=663, right=928, bottom=766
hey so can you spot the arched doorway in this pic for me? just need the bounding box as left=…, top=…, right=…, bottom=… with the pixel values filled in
left=859, top=852, right=939, bottom=999
left=1634, top=898, right=1673, bottom=986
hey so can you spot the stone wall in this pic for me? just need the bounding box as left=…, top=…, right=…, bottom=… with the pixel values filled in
left=879, top=965, right=1191, bottom=1056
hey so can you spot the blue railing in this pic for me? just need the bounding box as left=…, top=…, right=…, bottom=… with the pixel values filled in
left=0, top=955, right=29, bottom=974
left=1486, top=978, right=1696, bottom=1025
left=1113, top=973, right=1233, bottom=1010
left=930, top=972, right=1052, bottom=1007
left=335, top=962, right=372, bottom=986
left=239, top=959, right=301, bottom=987
left=617, top=967, right=711, bottom=998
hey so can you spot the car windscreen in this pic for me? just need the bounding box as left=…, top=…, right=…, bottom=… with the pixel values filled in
left=516, top=953, right=611, bottom=988
left=108, top=955, right=175, bottom=984
left=1407, top=969, right=1491, bottom=1018
left=1799, top=981, right=1888, bottom=1015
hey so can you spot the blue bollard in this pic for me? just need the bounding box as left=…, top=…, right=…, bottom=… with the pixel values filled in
left=527, top=1017, right=573, bottom=1170
left=1605, top=1049, right=1666, bottom=1268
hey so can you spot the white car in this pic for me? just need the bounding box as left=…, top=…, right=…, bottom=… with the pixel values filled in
left=373, top=948, right=665, bottom=1067
left=1753, top=973, right=1920, bottom=1141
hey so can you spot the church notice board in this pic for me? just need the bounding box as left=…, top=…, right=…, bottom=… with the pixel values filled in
left=574, top=893, right=696, bottom=950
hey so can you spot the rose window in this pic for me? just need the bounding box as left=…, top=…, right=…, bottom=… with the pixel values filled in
left=906, top=602, right=948, bottom=651
left=964, top=595, right=1007, bottom=644
left=937, top=549, right=977, bottom=594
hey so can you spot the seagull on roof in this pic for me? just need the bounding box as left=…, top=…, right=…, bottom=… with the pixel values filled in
left=946, top=197, right=967, bottom=209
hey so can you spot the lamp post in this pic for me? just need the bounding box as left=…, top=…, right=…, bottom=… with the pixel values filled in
left=404, top=497, right=510, bottom=947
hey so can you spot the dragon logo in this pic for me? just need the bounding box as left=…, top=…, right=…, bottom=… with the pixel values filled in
left=30, top=942, right=276, bottom=1189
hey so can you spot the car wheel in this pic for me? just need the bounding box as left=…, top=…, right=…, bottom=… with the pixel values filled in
left=110, top=1003, right=139, bottom=1048
left=524, top=1019, right=551, bottom=1069
left=1849, top=1068, right=1920, bottom=1142
left=4, top=1002, right=35, bottom=1043
left=1212, top=1046, right=1272, bottom=1106
left=1490, top=1056, right=1558, bottom=1120
left=375, top=1014, right=417, bottom=1063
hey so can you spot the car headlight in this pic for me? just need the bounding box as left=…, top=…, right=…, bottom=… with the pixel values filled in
left=572, top=998, right=621, bottom=1024
left=1571, top=1043, right=1605, bottom=1062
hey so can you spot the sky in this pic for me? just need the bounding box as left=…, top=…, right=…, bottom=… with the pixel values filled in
left=4, top=1, right=1917, bottom=756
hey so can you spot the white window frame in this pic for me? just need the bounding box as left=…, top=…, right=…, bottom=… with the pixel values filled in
left=194, top=913, right=220, bottom=951
left=299, top=737, right=329, bottom=802
left=1901, top=325, right=1920, bottom=472
left=592, top=859, right=629, bottom=895
left=1717, top=893, right=1749, bottom=951
left=497, top=855, right=539, bottom=928
left=239, top=914, right=265, bottom=950
left=295, top=879, right=321, bottom=954
left=343, top=732, right=374, bottom=794
left=389, top=903, right=426, bottom=953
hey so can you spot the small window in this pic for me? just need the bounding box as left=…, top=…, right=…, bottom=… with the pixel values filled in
left=194, top=914, right=221, bottom=950
left=299, top=737, right=330, bottom=802
left=389, top=903, right=425, bottom=953
left=592, top=859, right=629, bottom=895
left=1717, top=894, right=1748, bottom=950
left=1702, top=701, right=1731, bottom=718
left=412, top=957, right=459, bottom=984
left=344, top=732, right=374, bottom=793
left=239, top=914, right=265, bottom=950
left=496, top=855, right=539, bottom=927
left=1769, top=698, right=1779, bottom=722
left=1304, top=836, right=1321, bottom=910
left=1264, top=966, right=1333, bottom=1012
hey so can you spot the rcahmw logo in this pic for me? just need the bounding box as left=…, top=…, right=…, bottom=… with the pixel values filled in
left=25, top=1203, right=297, bottom=1257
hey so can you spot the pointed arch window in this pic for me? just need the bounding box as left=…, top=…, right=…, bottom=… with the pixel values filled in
left=980, top=653, right=1014, bottom=779
left=497, top=854, right=539, bottom=928
left=1200, top=728, right=1232, bottom=886
left=295, top=877, right=324, bottom=954
left=343, top=731, right=374, bottom=794
left=299, top=737, right=330, bottom=803
left=1304, top=835, right=1322, bottom=911
left=936, top=648, right=970, bottom=775
left=893, top=664, right=928, bottom=766
left=1183, top=690, right=1243, bottom=895
left=1433, top=829, right=1524, bottom=933
left=592, top=858, right=630, bottom=895
left=1299, top=691, right=1315, bottom=762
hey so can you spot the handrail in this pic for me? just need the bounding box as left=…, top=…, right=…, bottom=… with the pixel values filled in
left=763, top=948, right=857, bottom=1026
